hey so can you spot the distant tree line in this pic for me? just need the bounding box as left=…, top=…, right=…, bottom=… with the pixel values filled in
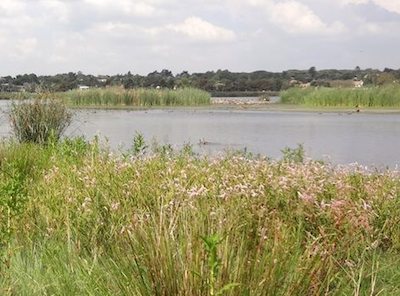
left=1, top=67, right=399, bottom=93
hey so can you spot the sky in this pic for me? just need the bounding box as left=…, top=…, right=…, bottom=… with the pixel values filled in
left=0, top=0, right=400, bottom=76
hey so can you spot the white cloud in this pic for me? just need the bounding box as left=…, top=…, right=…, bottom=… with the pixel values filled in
left=0, top=0, right=398, bottom=75
left=373, top=0, right=400, bottom=14
left=166, top=17, right=236, bottom=42
left=228, top=0, right=345, bottom=35
left=0, top=0, right=25, bottom=16
left=91, top=22, right=135, bottom=34
left=88, top=21, right=159, bottom=43
left=0, top=15, right=39, bottom=33
left=84, top=0, right=156, bottom=17
left=363, top=22, right=382, bottom=34
left=269, top=1, right=346, bottom=34
left=40, top=0, right=70, bottom=22
left=340, top=0, right=368, bottom=4
left=15, top=38, right=38, bottom=56
left=342, top=0, right=400, bottom=14
left=357, top=20, right=400, bottom=36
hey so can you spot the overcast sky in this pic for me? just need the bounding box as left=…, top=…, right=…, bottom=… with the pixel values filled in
left=0, top=0, right=399, bottom=76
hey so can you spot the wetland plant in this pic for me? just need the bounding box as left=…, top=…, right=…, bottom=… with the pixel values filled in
left=281, top=84, right=400, bottom=107
left=9, top=98, right=72, bottom=144
left=281, top=144, right=305, bottom=163
left=63, top=87, right=211, bottom=107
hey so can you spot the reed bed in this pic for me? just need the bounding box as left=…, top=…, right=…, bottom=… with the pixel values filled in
left=281, top=85, right=400, bottom=107
left=0, top=92, right=32, bottom=100
left=0, top=139, right=399, bottom=295
left=62, top=87, right=211, bottom=107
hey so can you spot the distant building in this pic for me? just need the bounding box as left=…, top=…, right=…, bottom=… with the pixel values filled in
left=0, top=83, right=10, bottom=92
left=78, top=85, right=90, bottom=91
left=97, top=75, right=109, bottom=83
left=299, top=82, right=311, bottom=89
left=353, top=79, right=364, bottom=88
left=0, top=83, right=24, bottom=92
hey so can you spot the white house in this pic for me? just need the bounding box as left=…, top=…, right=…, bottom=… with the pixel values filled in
left=299, top=82, right=311, bottom=89
left=353, top=80, right=364, bottom=88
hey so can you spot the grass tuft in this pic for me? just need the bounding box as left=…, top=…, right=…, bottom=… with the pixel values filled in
left=9, top=98, right=72, bottom=144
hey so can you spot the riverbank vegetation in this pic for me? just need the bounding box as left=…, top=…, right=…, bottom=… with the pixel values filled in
left=281, top=84, right=400, bottom=108
left=0, top=135, right=399, bottom=294
left=60, top=87, right=211, bottom=107
left=0, top=92, right=30, bottom=100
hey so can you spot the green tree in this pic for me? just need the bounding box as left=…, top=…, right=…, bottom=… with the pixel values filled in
left=308, top=66, right=317, bottom=80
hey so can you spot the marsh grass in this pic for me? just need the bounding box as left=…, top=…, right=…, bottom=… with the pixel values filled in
left=9, top=98, right=72, bottom=144
left=0, top=139, right=399, bottom=294
left=281, top=85, right=400, bottom=107
left=62, top=87, right=211, bottom=107
left=0, top=92, right=31, bottom=101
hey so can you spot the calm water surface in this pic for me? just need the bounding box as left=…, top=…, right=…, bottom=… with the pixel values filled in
left=0, top=101, right=399, bottom=167
left=71, top=109, right=400, bottom=167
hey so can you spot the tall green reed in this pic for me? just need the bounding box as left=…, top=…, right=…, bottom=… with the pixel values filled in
left=62, top=87, right=211, bottom=107
left=281, top=84, right=400, bottom=107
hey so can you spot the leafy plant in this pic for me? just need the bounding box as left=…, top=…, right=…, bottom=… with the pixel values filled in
left=180, top=142, right=195, bottom=157
left=281, top=144, right=305, bottom=163
left=129, top=132, right=148, bottom=156
left=201, top=234, right=239, bottom=296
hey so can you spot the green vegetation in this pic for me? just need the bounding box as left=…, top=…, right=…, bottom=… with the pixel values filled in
left=281, top=85, right=400, bottom=107
left=9, top=98, right=72, bottom=144
left=61, top=87, right=211, bottom=107
left=0, top=92, right=31, bottom=100
left=0, top=137, right=399, bottom=294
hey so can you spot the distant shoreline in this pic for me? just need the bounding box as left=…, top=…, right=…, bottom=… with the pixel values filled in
left=3, top=97, right=400, bottom=114
left=67, top=103, right=400, bottom=114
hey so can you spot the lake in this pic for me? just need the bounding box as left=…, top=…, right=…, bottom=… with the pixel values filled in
left=70, top=109, right=399, bottom=167
left=1, top=101, right=399, bottom=167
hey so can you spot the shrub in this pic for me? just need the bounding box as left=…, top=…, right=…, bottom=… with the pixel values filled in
left=9, top=99, right=72, bottom=144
